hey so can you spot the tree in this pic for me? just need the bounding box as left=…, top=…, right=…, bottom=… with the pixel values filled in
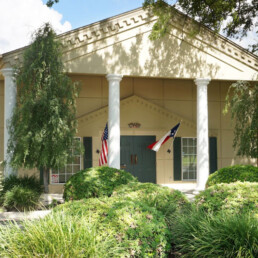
left=143, top=0, right=257, bottom=52
left=46, top=0, right=59, bottom=7
left=47, top=0, right=257, bottom=52
left=8, top=24, right=79, bottom=193
left=224, top=82, right=258, bottom=161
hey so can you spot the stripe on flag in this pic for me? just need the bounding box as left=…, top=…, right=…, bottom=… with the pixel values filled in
left=99, top=123, right=108, bottom=166
left=147, top=122, right=180, bottom=152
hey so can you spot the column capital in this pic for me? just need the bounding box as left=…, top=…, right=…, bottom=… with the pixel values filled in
left=1, top=68, right=15, bottom=78
left=194, top=78, right=211, bottom=87
left=106, top=74, right=123, bottom=82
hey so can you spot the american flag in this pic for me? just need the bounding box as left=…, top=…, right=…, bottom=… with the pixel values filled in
left=99, top=123, right=108, bottom=166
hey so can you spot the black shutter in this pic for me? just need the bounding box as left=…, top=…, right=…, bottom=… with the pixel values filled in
left=83, top=137, right=92, bottom=169
left=209, top=137, right=217, bottom=174
left=40, top=168, right=43, bottom=185
left=173, top=137, right=182, bottom=181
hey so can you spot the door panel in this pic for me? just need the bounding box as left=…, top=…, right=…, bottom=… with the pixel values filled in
left=120, top=136, right=134, bottom=176
left=121, top=136, right=156, bottom=183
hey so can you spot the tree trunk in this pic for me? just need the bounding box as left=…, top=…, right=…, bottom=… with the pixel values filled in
left=43, top=168, right=49, bottom=193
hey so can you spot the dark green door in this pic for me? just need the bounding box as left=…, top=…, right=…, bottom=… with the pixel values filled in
left=121, top=136, right=156, bottom=183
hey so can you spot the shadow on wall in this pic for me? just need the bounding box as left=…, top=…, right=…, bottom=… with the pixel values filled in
left=61, top=16, right=220, bottom=79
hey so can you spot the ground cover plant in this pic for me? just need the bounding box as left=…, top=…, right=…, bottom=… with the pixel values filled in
left=0, top=196, right=172, bottom=257
left=63, top=166, right=137, bottom=201
left=195, top=182, right=258, bottom=215
left=112, top=182, right=190, bottom=226
left=206, top=165, right=258, bottom=187
left=0, top=175, right=43, bottom=211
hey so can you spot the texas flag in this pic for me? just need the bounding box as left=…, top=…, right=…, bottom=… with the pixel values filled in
left=147, top=123, right=181, bottom=152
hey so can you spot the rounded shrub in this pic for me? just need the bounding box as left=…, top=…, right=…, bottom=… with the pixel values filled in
left=63, top=166, right=137, bottom=201
left=195, top=182, right=258, bottom=214
left=112, top=182, right=190, bottom=222
left=207, top=165, right=258, bottom=187
left=3, top=185, right=41, bottom=211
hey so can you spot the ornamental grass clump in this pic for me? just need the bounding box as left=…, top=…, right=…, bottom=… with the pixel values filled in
left=0, top=212, right=116, bottom=257
left=170, top=209, right=258, bottom=258
left=0, top=175, right=43, bottom=211
left=195, top=182, right=258, bottom=215
left=206, top=165, right=258, bottom=187
left=63, top=166, right=137, bottom=201
left=3, top=185, right=41, bottom=211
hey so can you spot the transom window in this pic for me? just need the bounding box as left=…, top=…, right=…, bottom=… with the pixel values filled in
left=51, top=137, right=82, bottom=184
left=182, top=138, right=197, bottom=181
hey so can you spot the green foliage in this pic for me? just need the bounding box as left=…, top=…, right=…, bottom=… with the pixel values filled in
left=63, top=166, right=138, bottom=201
left=195, top=182, right=258, bottom=215
left=170, top=209, right=258, bottom=258
left=0, top=212, right=116, bottom=257
left=0, top=162, right=3, bottom=193
left=55, top=197, right=171, bottom=257
left=0, top=197, right=172, bottom=257
left=0, top=175, right=43, bottom=198
left=143, top=1, right=258, bottom=52
left=207, top=165, right=258, bottom=187
left=0, top=175, right=43, bottom=210
left=46, top=0, right=59, bottom=7
left=8, top=24, right=79, bottom=188
left=113, top=182, right=190, bottom=224
left=224, top=81, right=258, bottom=159
left=3, top=186, right=41, bottom=211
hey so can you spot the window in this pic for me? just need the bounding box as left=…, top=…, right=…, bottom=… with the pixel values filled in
left=51, top=138, right=82, bottom=184
left=182, top=138, right=197, bottom=181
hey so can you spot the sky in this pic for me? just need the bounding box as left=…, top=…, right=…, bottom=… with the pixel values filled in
left=0, top=0, right=256, bottom=54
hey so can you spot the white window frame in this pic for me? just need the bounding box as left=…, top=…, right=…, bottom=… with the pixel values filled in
left=50, top=137, right=82, bottom=184
left=181, top=137, right=197, bottom=181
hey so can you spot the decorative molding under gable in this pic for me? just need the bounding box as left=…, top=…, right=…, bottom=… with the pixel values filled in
left=77, top=95, right=196, bottom=129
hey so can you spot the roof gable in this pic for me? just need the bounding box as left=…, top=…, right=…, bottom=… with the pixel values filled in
left=1, top=7, right=257, bottom=81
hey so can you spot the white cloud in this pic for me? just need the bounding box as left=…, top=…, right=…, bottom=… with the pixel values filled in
left=0, top=0, right=72, bottom=54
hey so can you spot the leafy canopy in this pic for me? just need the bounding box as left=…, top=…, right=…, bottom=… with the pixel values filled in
left=8, top=23, right=79, bottom=171
left=224, top=82, right=258, bottom=159
left=143, top=0, right=258, bottom=52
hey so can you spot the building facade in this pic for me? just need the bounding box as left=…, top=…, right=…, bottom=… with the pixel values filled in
left=0, top=8, right=257, bottom=193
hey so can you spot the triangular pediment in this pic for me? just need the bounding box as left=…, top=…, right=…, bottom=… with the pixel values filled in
left=77, top=95, right=196, bottom=135
left=1, top=8, right=257, bottom=81
left=58, top=8, right=258, bottom=81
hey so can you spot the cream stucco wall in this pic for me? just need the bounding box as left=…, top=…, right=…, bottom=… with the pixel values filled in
left=0, top=74, right=255, bottom=193
left=71, top=75, right=255, bottom=187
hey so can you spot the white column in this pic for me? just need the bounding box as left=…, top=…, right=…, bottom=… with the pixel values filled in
left=106, top=74, right=123, bottom=169
left=1, top=68, right=17, bottom=177
left=195, top=78, right=210, bottom=191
